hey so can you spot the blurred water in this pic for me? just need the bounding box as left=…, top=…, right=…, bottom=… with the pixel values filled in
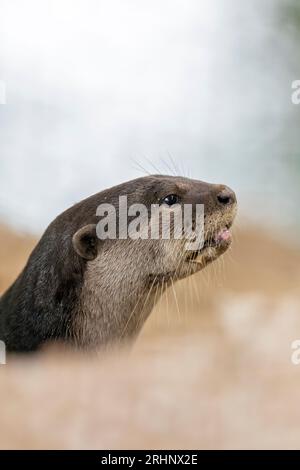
left=0, top=0, right=299, bottom=235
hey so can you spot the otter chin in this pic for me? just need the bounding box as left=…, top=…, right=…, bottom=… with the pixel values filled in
left=186, top=226, right=233, bottom=264
left=0, top=175, right=237, bottom=352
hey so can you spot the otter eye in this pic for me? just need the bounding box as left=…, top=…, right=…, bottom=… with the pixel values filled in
left=162, top=194, right=179, bottom=206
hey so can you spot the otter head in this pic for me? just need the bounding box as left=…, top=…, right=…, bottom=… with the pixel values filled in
left=72, top=175, right=237, bottom=286
left=70, top=175, right=237, bottom=346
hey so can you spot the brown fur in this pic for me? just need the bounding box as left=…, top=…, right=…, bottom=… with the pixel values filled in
left=0, top=175, right=236, bottom=351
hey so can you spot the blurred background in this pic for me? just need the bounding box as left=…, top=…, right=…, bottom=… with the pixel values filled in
left=0, top=0, right=300, bottom=450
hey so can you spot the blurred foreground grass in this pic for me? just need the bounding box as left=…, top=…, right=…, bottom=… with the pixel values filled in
left=0, top=223, right=300, bottom=449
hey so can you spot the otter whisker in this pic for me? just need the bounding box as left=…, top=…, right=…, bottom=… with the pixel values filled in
left=143, top=155, right=162, bottom=175
left=166, top=151, right=179, bottom=176
left=120, top=278, right=155, bottom=340
left=130, top=157, right=152, bottom=176
left=170, top=277, right=181, bottom=322
left=159, top=157, right=176, bottom=177
left=129, top=275, right=158, bottom=339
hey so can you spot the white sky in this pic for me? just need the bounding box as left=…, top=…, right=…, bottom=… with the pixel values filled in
left=0, top=0, right=299, bottom=233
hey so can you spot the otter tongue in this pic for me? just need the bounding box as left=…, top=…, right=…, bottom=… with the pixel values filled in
left=215, top=228, right=231, bottom=243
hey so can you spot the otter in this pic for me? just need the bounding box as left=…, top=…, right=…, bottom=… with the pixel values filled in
left=0, top=175, right=237, bottom=352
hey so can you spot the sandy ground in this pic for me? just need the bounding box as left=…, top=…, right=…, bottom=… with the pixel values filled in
left=0, top=222, right=300, bottom=449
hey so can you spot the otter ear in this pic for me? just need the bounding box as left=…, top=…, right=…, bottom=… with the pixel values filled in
left=72, top=224, right=98, bottom=260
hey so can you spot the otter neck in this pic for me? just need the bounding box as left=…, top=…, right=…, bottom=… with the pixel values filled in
left=74, top=263, right=166, bottom=349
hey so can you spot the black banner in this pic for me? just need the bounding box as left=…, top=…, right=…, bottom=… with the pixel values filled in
left=0, top=450, right=295, bottom=465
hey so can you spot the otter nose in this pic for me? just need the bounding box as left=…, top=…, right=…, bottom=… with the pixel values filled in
left=217, top=186, right=236, bottom=206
